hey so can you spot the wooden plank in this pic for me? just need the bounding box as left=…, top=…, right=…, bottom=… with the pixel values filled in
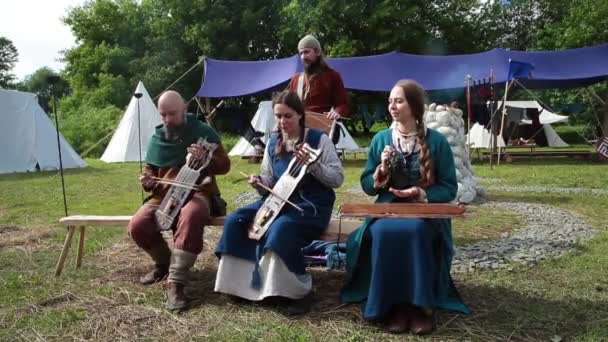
left=54, top=226, right=76, bottom=276
left=76, top=226, right=86, bottom=268
left=58, top=215, right=362, bottom=236
left=325, top=219, right=362, bottom=235
left=319, top=232, right=350, bottom=241
left=59, top=215, right=132, bottom=225
left=59, top=215, right=226, bottom=227
left=339, top=203, right=465, bottom=218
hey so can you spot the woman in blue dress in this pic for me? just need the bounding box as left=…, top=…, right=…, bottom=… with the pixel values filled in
left=215, top=90, right=344, bottom=315
left=341, top=80, right=470, bottom=334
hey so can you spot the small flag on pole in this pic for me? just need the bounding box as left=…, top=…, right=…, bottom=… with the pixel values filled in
left=507, top=60, right=534, bottom=81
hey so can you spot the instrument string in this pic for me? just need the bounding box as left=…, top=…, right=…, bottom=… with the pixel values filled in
left=288, top=145, right=318, bottom=177
left=151, top=177, right=199, bottom=191
left=288, top=156, right=306, bottom=177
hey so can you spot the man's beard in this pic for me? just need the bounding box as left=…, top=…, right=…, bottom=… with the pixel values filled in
left=164, top=123, right=184, bottom=141
left=303, top=58, right=322, bottom=74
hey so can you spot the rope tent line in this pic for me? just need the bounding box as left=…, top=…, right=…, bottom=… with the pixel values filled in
left=79, top=127, right=116, bottom=159
left=152, top=57, right=206, bottom=101
left=71, top=57, right=207, bottom=163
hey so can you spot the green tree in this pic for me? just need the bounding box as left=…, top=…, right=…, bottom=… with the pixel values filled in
left=533, top=0, right=608, bottom=138
left=0, top=36, right=18, bottom=88
left=61, top=0, right=585, bottom=150
left=17, top=67, right=70, bottom=113
left=534, top=0, right=608, bottom=49
left=276, top=0, right=494, bottom=131
left=489, top=0, right=569, bottom=50
left=279, top=0, right=432, bottom=56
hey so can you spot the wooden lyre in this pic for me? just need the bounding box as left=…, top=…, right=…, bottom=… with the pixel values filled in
left=248, top=143, right=322, bottom=240
left=305, top=111, right=339, bottom=144
left=155, top=137, right=217, bottom=231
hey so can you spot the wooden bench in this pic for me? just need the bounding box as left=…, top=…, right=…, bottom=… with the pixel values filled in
left=55, top=215, right=362, bottom=276
left=482, top=150, right=599, bottom=161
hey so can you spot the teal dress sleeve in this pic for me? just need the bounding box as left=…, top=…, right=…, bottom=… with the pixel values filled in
left=426, top=130, right=457, bottom=203
left=360, top=130, right=386, bottom=196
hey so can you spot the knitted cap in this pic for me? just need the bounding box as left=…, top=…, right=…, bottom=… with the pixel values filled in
left=298, top=34, right=321, bottom=51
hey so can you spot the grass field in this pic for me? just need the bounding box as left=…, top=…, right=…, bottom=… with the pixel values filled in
left=1, top=153, right=607, bottom=341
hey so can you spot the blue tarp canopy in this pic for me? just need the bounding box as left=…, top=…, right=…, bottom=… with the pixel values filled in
left=196, top=43, right=608, bottom=98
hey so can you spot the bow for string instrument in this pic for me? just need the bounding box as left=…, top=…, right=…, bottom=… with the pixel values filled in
left=155, top=137, right=218, bottom=231
left=248, top=142, right=321, bottom=240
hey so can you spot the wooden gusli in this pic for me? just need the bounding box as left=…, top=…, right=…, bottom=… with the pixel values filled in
left=155, top=137, right=217, bottom=231
left=339, top=203, right=465, bottom=219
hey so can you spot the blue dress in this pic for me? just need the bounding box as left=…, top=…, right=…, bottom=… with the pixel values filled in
left=341, top=128, right=470, bottom=320
left=215, top=129, right=335, bottom=287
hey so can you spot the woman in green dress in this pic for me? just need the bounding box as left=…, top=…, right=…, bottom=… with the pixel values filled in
left=341, top=79, right=470, bottom=335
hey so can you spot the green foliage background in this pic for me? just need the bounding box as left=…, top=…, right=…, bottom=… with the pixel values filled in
left=7, top=0, right=608, bottom=155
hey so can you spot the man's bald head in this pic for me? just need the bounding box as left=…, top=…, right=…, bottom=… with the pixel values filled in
left=159, top=90, right=185, bottom=108
left=158, top=90, right=186, bottom=130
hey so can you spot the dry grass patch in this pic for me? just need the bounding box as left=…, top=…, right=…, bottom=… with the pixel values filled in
left=0, top=225, right=53, bottom=249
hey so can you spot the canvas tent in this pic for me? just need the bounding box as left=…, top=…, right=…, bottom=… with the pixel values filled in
left=229, top=101, right=275, bottom=157
left=500, top=100, right=569, bottom=147
left=466, top=123, right=506, bottom=149
left=0, top=89, right=87, bottom=174
left=101, top=82, right=162, bottom=162
left=332, top=122, right=360, bottom=151
left=467, top=100, right=569, bottom=148
left=229, top=101, right=360, bottom=157
left=197, top=44, right=608, bottom=97
left=499, top=101, right=569, bottom=124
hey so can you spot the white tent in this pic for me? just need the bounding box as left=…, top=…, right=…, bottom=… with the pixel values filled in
left=466, top=123, right=506, bottom=149
left=502, top=100, right=569, bottom=125
left=229, top=101, right=275, bottom=157
left=539, top=124, right=569, bottom=147
left=101, top=81, right=162, bottom=162
left=0, top=89, right=87, bottom=174
left=467, top=100, right=569, bottom=148
left=229, top=101, right=360, bottom=156
left=502, top=100, right=569, bottom=147
left=500, top=100, right=569, bottom=147
left=334, top=122, right=361, bottom=151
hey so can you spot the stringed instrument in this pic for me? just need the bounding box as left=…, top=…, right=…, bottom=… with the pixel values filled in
left=305, top=110, right=340, bottom=144
left=339, top=203, right=465, bottom=219
left=155, top=137, right=217, bottom=231
left=248, top=142, right=321, bottom=240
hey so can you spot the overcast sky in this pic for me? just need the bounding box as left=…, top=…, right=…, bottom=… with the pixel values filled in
left=0, top=0, right=85, bottom=80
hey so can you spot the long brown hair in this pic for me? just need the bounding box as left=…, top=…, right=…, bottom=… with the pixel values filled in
left=393, top=79, right=434, bottom=187
left=272, top=90, right=306, bottom=154
left=317, top=53, right=329, bottom=70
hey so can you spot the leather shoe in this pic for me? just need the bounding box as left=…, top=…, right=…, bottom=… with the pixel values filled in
left=166, top=282, right=189, bottom=311
left=286, top=292, right=314, bottom=316
left=410, top=307, right=435, bottom=335
left=139, top=265, right=168, bottom=285
left=384, top=305, right=410, bottom=334
left=227, top=294, right=251, bottom=304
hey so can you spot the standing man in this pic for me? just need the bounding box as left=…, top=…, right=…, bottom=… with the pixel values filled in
left=128, top=90, right=230, bottom=311
left=287, top=34, right=350, bottom=120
